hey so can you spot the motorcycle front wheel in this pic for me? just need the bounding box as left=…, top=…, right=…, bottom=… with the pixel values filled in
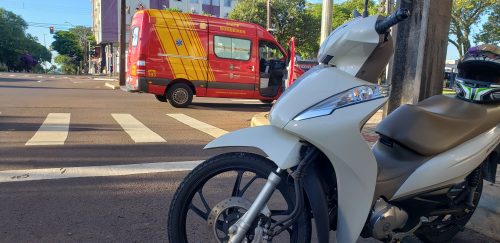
left=168, top=152, right=311, bottom=243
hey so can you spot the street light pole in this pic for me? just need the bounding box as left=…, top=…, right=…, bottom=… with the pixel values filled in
left=320, top=0, right=333, bottom=44
left=119, top=0, right=126, bottom=86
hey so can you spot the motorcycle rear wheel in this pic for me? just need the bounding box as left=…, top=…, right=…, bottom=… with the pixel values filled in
left=168, top=152, right=311, bottom=243
left=415, top=168, right=483, bottom=243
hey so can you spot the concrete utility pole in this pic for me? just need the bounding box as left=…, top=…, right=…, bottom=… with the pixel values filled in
left=320, top=0, right=333, bottom=44
left=386, top=0, right=452, bottom=113
left=119, top=0, right=126, bottom=86
left=266, top=0, right=271, bottom=30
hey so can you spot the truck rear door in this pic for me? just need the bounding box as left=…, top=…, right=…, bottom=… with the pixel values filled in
left=207, top=20, right=257, bottom=98
left=146, top=11, right=210, bottom=96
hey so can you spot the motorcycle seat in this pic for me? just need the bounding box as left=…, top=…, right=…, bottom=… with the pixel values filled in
left=376, top=95, right=500, bottom=156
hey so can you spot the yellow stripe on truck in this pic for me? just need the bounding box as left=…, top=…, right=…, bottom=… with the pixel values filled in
left=173, top=12, right=205, bottom=81
left=162, top=11, right=189, bottom=80
left=149, top=10, right=216, bottom=82
left=150, top=10, right=177, bottom=79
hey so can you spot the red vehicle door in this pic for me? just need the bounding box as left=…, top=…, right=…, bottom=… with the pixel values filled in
left=285, top=37, right=297, bottom=89
left=207, top=20, right=257, bottom=98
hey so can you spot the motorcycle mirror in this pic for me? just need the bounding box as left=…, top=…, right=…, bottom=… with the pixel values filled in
left=353, top=9, right=361, bottom=18
left=363, top=0, right=369, bottom=17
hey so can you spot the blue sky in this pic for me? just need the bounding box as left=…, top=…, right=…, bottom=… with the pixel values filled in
left=0, top=0, right=465, bottom=60
left=0, top=0, right=92, bottom=60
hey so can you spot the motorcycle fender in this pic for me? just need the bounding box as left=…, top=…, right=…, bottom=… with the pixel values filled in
left=204, top=125, right=302, bottom=169
left=303, top=161, right=331, bottom=243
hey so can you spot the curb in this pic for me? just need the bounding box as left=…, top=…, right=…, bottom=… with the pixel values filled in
left=94, top=77, right=118, bottom=81
left=104, top=82, right=119, bottom=90
left=250, top=112, right=270, bottom=127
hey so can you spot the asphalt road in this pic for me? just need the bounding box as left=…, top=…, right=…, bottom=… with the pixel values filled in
left=0, top=73, right=496, bottom=242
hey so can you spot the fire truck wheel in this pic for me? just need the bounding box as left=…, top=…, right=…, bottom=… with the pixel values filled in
left=155, top=94, right=168, bottom=102
left=167, top=83, right=193, bottom=108
left=259, top=99, right=274, bottom=104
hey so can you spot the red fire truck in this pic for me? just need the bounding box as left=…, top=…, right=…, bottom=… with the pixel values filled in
left=126, top=9, right=302, bottom=108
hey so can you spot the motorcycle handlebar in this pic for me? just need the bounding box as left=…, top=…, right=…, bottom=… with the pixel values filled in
left=375, top=9, right=410, bottom=34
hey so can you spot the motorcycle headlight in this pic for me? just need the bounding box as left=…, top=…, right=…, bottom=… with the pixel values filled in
left=293, top=85, right=388, bottom=121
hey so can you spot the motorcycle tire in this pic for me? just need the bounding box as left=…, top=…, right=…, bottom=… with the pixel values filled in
left=167, top=152, right=311, bottom=243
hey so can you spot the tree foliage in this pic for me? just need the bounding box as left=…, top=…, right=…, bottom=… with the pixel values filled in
left=52, top=31, right=82, bottom=60
left=229, top=0, right=381, bottom=59
left=449, top=0, right=498, bottom=58
left=51, top=26, right=93, bottom=74
left=229, top=0, right=320, bottom=59
left=54, top=55, right=78, bottom=75
left=0, top=8, right=51, bottom=72
left=331, top=0, right=378, bottom=29
left=475, top=3, right=499, bottom=45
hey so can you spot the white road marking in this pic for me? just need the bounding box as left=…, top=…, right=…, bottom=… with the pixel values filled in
left=50, top=76, right=55, bottom=79
left=37, top=80, right=44, bottom=83
left=9, top=74, right=15, bottom=77
left=111, top=113, right=166, bottom=143
left=25, top=113, right=71, bottom=146
left=0, top=160, right=202, bottom=183
left=37, top=75, right=43, bottom=78
left=167, top=113, right=228, bottom=138
left=231, top=99, right=262, bottom=103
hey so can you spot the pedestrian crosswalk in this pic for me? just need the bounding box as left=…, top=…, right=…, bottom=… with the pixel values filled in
left=1, top=112, right=234, bottom=146
left=112, top=113, right=166, bottom=143
left=167, top=113, right=228, bottom=138
left=25, top=113, right=71, bottom=146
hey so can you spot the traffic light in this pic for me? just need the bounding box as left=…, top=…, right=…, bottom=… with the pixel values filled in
left=49, top=26, right=54, bottom=34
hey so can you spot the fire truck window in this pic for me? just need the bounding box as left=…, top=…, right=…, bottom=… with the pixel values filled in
left=259, top=42, right=283, bottom=61
left=132, top=27, right=139, bottom=47
left=214, top=36, right=251, bottom=61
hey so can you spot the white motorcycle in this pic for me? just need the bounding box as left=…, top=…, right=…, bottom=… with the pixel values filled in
left=168, top=6, right=500, bottom=243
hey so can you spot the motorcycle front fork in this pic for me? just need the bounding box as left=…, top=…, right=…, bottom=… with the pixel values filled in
left=227, top=145, right=318, bottom=243
left=228, top=168, right=283, bottom=243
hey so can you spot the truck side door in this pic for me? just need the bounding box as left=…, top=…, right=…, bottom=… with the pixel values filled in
left=207, top=21, right=257, bottom=98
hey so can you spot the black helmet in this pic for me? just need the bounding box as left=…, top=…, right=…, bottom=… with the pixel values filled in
left=454, top=44, right=500, bottom=103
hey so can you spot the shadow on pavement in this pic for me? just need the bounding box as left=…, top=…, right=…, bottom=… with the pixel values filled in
left=0, top=143, right=264, bottom=170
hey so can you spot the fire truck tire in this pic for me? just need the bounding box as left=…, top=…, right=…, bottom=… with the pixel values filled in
left=259, top=99, right=274, bottom=104
left=167, top=83, right=193, bottom=108
left=155, top=94, right=168, bottom=102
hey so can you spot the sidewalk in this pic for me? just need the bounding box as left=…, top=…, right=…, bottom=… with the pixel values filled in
left=95, top=77, right=119, bottom=90
left=250, top=110, right=500, bottom=241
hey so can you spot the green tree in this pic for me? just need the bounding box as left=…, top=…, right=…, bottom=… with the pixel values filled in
left=331, top=0, right=378, bottom=29
left=24, top=34, right=52, bottom=64
left=229, top=0, right=320, bottom=59
left=449, top=0, right=497, bottom=58
left=51, top=26, right=93, bottom=74
left=52, top=31, right=81, bottom=60
left=0, top=8, right=51, bottom=72
left=0, top=8, right=28, bottom=70
left=474, top=3, right=499, bottom=45
left=301, top=0, right=380, bottom=58
left=54, top=55, right=78, bottom=75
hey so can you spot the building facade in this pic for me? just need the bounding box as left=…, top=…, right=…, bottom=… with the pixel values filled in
left=91, top=0, right=238, bottom=75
